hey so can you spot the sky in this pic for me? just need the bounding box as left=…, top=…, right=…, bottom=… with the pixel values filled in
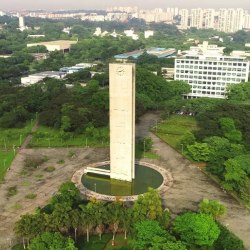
left=1, top=0, right=250, bottom=11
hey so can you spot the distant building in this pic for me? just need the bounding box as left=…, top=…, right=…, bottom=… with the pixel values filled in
left=93, top=27, right=102, bottom=36
left=161, top=67, right=175, bottom=80
left=21, top=71, right=66, bottom=86
left=60, top=63, right=97, bottom=74
left=18, top=15, right=28, bottom=31
left=27, top=40, right=77, bottom=52
left=27, top=35, right=45, bottom=38
left=144, top=30, right=154, bottom=39
left=115, top=48, right=176, bottom=60
left=175, top=41, right=249, bottom=99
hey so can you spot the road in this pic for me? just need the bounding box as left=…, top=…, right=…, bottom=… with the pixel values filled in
left=136, top=112, right=250, bottom=250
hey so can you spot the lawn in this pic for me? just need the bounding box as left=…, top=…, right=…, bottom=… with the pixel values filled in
left=29, top=126, right=110, bottom=148
left=0, top=151, right=15, bottom=181
left=77, top=234, right=112, bottom=250
left=155, top=115, right=198, bottom=149
left=0, top=121, right=35, bottom=181
left=0, top=121, right=34, bottom=149
left=105, top=234, right=132, bottom=249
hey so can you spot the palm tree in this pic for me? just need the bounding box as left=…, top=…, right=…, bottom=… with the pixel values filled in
left=121, top=207, right=133, bottom=240
left=14, top=213, right=45, bottom=249
left=69, top=209, right=81, bottom=241
left=79, top=203, right=96, bottom=243
left=92, top=201, right=108, bottom=240
left=107, top=201, right=124, bottom=243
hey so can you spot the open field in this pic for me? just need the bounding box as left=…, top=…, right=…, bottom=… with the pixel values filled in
left=155, top=115, right=198, bottom=149
left=0, top=151, right=15, bottom=181
left=0, top=122, right=35, bottom=150
left=29, top=126, right=109, bottom=148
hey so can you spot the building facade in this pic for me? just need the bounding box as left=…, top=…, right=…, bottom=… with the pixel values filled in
left=175, top=43, right=249, bottom=99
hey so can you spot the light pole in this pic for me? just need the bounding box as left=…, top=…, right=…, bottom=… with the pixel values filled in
left=143, top=139, right=146, bottom=158
left=94, top=183, right=97, bottom=192
left=19, top=134, right=22, bottom=146
left=85, top=138, right=88, bottom=148
left=13, top=145, right=16, bottom=156
left=181, top=144, right=184, bottom=154
left=155, top=119, right=158, bottom=132
left=3, top=138, right=6, bottom=149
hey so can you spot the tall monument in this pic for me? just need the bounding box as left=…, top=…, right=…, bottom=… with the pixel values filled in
left=109, top=63, right=135, bottom=182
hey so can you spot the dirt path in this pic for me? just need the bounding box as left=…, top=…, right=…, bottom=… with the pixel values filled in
left=137, top=112, right=250, bottom=250
left=0, top=147, right=109, bottom=249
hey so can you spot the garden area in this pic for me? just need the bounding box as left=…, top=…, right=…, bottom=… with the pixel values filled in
left=12, top=182, right=245, bottom=250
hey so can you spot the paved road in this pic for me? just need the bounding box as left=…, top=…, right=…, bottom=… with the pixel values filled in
left=136, top=112, right=250, bottom=250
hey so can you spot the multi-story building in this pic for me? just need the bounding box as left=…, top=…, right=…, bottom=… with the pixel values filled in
left=174, top=42, right=249, bottom=99
left=190, top=8, right=203, bottom=29
left=204, top=9, right=215, bottom=29
left=179, top=9, right=189, bottom=29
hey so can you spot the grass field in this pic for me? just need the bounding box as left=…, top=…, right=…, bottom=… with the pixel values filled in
left=29, top=126, right=110, bottom=148
left=0, top=151, right=15, bottom=181
left=155, top=115, right=198, bottom=149
left=0, top=121, right=34, bottom=149
left=0, top=121, right=35, bottom=181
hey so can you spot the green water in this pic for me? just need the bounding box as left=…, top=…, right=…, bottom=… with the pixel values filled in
left=82, top=164, right=163, bottom=196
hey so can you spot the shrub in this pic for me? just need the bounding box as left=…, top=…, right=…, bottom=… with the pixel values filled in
left=24, top=156, right=47, bottom=170
left=7, top=186, right=17, bottom=197
left=214, top=223, right=245, bottom=250
left=44, top=166, right=55, bottom=172
left=25, top=193, right=37, bottom=199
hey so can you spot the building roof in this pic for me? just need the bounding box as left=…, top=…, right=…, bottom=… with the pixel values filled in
left=27, top=40, right=77, bottom=50
left=114, top=47, right=176, bottom=59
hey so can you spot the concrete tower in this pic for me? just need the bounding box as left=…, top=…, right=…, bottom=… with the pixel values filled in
left=109, top=63, right=135, bottom=182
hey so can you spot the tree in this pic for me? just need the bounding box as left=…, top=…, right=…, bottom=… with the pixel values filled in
left=214, top=224, right=245, bottom=250
left=133, top=188, right=163, bottom=221
left=223, top=159, right=248, bottom=192
left=28, top=232, right=77, bottom=250
left=51, top=181, right=81, bottom=207
left=187, top=143, right=210, bottom=162
left=198, top=199, right=227, bottom=219
left=50, top=203, right=72, bottom=233
left=79, top=201, right=97, bottom=242
left=131, top=220, right=169, bottom=250
left=219, top=117, right=242, bottom=143
left=69, top=209, right=81, bottom=241
left=15, top=213, right=45, bottom=249
left=107, top=201, right=125, bottom=243
left=151, top=241, right=187, bottom=250
left=174, top=212, right=220, bottom=247
left=120, top=207, right=133, bottom=240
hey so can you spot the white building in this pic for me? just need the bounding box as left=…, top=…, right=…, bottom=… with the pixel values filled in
left=18, top=15, right=28, bottom=31
left=144, top=30, right=154, bottom=39
left=175, top=42, right=249, bottom=99
left=21, top=71, right=66, bottom=86
left=179, top=9, right=189, bottom=29
left=93, top=27, right=102, bottom=36
left=190, top=9, right=203, bottom=29
left=204, top=9, right=215, bottom=29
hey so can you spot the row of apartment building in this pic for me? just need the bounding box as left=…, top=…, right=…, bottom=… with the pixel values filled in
left=179, top=8, right=250, bottom=32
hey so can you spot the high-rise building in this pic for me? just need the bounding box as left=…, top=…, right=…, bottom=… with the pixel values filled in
left=179, top=9, right=189, bottom=29
left=19, top=15, right=25, bottom=31
left=175, top=42, right=249, bottom=99
left=190, top=8, right=203, bottom=29
left=204, top=9, right=215, bottom=29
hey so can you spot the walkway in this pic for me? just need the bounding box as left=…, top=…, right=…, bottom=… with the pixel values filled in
left=136, top=112, right=250, bottom=250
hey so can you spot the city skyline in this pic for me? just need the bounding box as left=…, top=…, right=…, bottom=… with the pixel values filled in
left=1, top=0, right=250, bottom=11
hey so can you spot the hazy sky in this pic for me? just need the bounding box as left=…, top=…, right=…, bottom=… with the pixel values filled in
left=1, top=0, right=250, bottom=11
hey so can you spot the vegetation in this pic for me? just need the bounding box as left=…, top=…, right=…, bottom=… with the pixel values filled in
left=13, top=181, right=244, bottom=250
